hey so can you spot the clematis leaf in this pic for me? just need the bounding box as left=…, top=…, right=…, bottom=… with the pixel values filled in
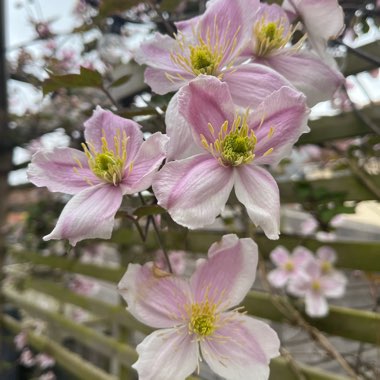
left=42, top=66, right=103, bottom=95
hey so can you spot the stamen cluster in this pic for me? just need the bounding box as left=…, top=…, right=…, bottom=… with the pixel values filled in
left=81, top=129, right=130, bottom=185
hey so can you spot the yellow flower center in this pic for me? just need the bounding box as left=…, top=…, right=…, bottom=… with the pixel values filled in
left=200, top=112, right=274, bottom=167
left=167, top=18, right=241, bottom=82
left=253, top=16, right=304, bottom=57
left=311, top=280, right=321, bottom=292
left=284, top=260, right=295, bottom=272
left=321, top=261, right=332, bottom=274
left=188, top=300, right=217, bottom=337
left=78, top=129, right=132, bottom=186
left=189, top=44, right=216, bottom=75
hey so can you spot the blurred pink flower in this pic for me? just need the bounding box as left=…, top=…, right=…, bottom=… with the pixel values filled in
left=288, top=260, right=347, bottom=317
left=69, top=275, right=99, bottom=296
left=38, top=371, right=56, bottom=380
left=20, top=349, right=36, bottom=367
left=14, top=331, right=27, bottom=350
left=300, top=216, right=318, bottom=235
left=118, top=234, right=280, bottom=380
left=35, top=353, right=55, bottom=369
left=268, top=246, right=313, bottom=288
left=28, top=106, right=168, bottom=245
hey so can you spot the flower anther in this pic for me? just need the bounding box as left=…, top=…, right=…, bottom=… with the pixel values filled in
left=79, top=129, right=131, bottom=185
left=168, top=19, right=241, bottom=81
left=254, top=16, right=304, bottom=56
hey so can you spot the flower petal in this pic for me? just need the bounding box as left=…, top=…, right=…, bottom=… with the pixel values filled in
left=316, top=246, right=337, bottom=263
left=234, top=165, right=280, bottom=240
left=263, top=52, right=344, bottom=106
left=178, top=76, right=235, bottom=145
left=135, top=33, right=194, bottom=95
left=321, top=272, right=347, bottom=298
left=153, top=154, right=234, bottom=229
left=165, top=92, right=203, bottom=161
left=43, top=184, right=122, bottom=246
left=27, top=147, right=99, bottom=195
left=270, top=246, right=290, bottom=266
left=198, top=0, right=260, bottom=67
left=84, top=106, right=143, bottom=164
left=305, top=292, right=329, bottom=317
left=133, top=328, right=198, bottom=380
left=268, top=269, right=289, bottom=288
left=121, top=132, right=168, bottom=194
left=292, top=246, right=314, bottom=266
left=118, top=262, right=191, bottom=328
left=201, top=313, right=280, bottom=380
left=223, top=63, right=293, bottom=108
left=250, top=86, right=309, bottom=165
left=190, top=234, right=258, bottom=311
left=144, top=67, right=192, bottom=95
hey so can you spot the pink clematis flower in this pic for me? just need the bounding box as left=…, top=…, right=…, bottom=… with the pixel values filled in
left=316, top=246, right=338, bottom=274
left=35, top=353, right=55, bottom=369
left=288, top=259, right=347, bottom=317
left=241, top=3, right=344, bottom=106
left=268, top=246, right=313, bottom=288
left=27, top=106, right=168, bottom=246
left=135, top=0, right=294, bottom=102
left=153, top=76, right=309, bottom=239
left=282, top=0, right=345, bottom=63
left=118, top=234, right=280, bottom=380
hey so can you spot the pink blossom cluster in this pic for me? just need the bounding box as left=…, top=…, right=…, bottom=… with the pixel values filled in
left=26, top=0, right=346, bottom=378
left=14, top=332, right=56, bottom=378
left=268, top=245, right=347, bottom=317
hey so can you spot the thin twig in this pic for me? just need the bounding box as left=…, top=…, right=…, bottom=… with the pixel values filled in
left=101, top=86, right=119, bottom=109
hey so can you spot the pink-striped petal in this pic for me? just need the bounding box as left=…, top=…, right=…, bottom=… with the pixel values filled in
left=270, top=246, right=290, bottom=266
left=121, top=132, right=168, bottom=194
left=234, top=165, right=280, bottom=240
left=44, top=184, right=123, bottom=246
left=263, top=52, right=344, bottom=106
left=222, top=63, right=293, bottom=108
left=201, top=313, right=280, bottom=380
left=190, top=234, right=258, bottom=311
left=178, top=76, right=235, bottom=145
left=250, top=86, right=310, bottom=165
left=153, top=154, right=234, bottom=229
left=133, top=327, right=198, bottom=380
left=198, top=0, right=260, bottom=67
left=165, top=93, right=203, bottom=161
left=27, top=147, right=99, bottom=195
left=84, top=106, right=143, bottom=165
left=118, top=262, right=191, bottom=328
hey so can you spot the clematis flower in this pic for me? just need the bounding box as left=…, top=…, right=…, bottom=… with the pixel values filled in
left=153, top=76, right=309, bottom=239
left=241, top=3, right=344, bottom=106
left=135, top=0, right=294, bottom=103
left=267, top=246, right=313, bottom=288
left=27, top=106, right=168, bottom=246
left=35, top=353, right=55, bottom=369
left=282, top=0, right=344, bottom=63
left=288, top=259, right=347, bottom=317
left=118, top=234, right=280, bottom=380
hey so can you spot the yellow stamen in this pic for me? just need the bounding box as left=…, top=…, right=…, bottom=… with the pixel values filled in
left=321, top=261, right=332, bottom=274
left=311, top=280, right=321, bottom=292
left=253, top=16, right=306, bottom=57
left=169, top=17, right=241, bottom=81
left=284, top=260, right=294, bottom=272
left=76, top=129, right=129, bottom=186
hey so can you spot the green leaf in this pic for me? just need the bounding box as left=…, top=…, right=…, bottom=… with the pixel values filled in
left=109, top=74, right=131, bottom=88
left=133, top=205, right=166, bottom=218
left=42, top=66, right=103, bottom=95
